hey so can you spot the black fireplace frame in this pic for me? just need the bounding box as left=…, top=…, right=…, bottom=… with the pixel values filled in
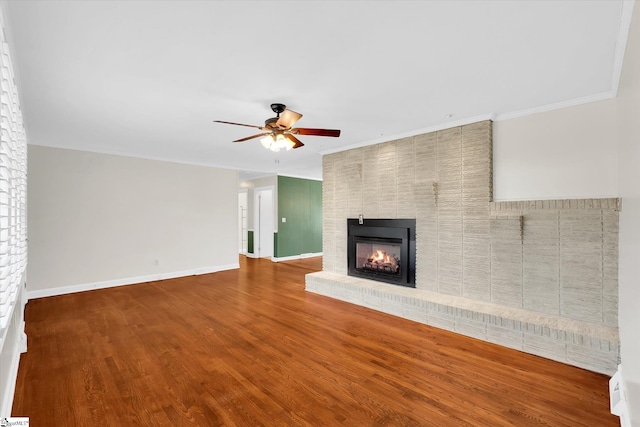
left=347, top=218, right=416, bottom=287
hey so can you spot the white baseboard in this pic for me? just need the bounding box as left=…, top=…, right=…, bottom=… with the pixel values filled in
left=271, top=252, right=323, bottom=262
left=245, top=253, right=259, bottom=259
left=610, top=364, right=633, bottom=427
left=26, top=263, right=240, bottom=300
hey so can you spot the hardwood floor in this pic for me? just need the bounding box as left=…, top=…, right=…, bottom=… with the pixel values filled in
left=13, top=256, right=617, bottom=426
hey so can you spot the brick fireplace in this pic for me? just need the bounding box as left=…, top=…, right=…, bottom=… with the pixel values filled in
left=306, top=120, right=620, bottom=375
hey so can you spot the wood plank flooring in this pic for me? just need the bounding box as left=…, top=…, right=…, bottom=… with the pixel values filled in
left=12, top=256, right=617, bottom=426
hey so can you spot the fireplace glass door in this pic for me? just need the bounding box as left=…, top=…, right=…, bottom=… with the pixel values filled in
left=355, top=237, right=402, bottom=277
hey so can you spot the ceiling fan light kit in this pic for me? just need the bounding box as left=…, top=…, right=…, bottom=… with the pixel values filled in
left=261, top=134, right=295, bottom=152
left=214, top=103, right=341, bottom=152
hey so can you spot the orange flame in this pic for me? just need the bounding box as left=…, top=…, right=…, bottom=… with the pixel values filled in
left=370, top=250, right=395, bottom=264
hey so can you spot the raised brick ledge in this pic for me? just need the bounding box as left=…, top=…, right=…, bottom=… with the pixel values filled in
left=490, top=197, right=621, bottom=212
left=305, top=271, right=617, bottom=340
left=305, top=271, right=619, bottom=374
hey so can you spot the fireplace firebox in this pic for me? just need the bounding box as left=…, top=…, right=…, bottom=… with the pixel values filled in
left=347, top=219, right=416, bottom=287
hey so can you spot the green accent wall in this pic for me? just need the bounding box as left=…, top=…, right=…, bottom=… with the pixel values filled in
left=275, top=176, right=322, bottom=258
left=247, top=230, right=254, bottom=254
left=273, top=232, right=278, bottom=256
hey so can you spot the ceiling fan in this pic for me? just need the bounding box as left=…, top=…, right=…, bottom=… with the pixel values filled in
left=214, top=103, right=341, bottom=152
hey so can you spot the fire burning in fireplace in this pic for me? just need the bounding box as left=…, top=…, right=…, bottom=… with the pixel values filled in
left=363, top=249, right=400, bottom=274
left=348, top=218, right=415, bottom=287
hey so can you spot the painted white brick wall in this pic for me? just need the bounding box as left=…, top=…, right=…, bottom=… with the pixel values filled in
left=314, top=120, right=620, bottom=374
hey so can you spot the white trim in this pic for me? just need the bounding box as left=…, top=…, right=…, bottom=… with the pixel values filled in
left=276, top=174, right=323, bottom=182
left=494, top=91, right=616, bottom=122
left=320, top=114, right=495, bottom=156
left=0, top=298, right=16, bottom=352
left=26, top=263, right=239, bottom=300
left=245, top=253, right=260, bottom=259
left=238, top=189, right=249, bottom=255
left=253, top=185, right=275, bottom=257
left=611, top=1, right=636, bottom=96
left=27, top=142, right=242, bottom=174
left=0, top=284, right=25, bottom=417
left=0, top=339, right=21, bottom=417
left=272, top=252, right=323, bottom=262
left=610, top=364, right=632, bottom=427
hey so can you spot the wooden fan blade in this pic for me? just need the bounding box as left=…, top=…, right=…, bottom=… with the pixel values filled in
left=294, top=128, right=341, bottom=137
left=214, top=120, right=264, bottom=130
left=275, top=109, right=302, bottom=129
left=233, top=133, right=269, bottom=142
left=286, top=134, right=304, bottom=149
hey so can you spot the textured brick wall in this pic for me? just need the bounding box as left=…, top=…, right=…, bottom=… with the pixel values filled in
left=490, top=199, right=619, bottom=327
left=321, top=120, right=618, bottom=328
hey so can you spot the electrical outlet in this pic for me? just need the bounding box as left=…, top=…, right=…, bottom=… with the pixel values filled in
left=282, top=217, right=286, bottom=223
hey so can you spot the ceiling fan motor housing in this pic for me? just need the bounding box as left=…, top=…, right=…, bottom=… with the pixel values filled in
left=270, top=103, right=286, bottom=115
left=264, top=117, right=279, bottom=129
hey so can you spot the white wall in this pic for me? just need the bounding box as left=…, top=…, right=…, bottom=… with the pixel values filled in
left=493, top=99, right=618, bottom=201
left=27, top=146, right=239, bottom=296
left=616, top=1, right=640, bottom=424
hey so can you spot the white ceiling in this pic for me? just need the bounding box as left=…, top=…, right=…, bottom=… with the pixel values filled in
left=5, top=1, right=633, bottom=181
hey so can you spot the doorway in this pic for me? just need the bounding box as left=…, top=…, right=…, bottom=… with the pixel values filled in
left=254, top=186, right=274, bottom=259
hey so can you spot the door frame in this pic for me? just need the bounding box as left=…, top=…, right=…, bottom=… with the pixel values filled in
left=238, top=189, right=248, bottom=254
left=253, top=185, right=275, bottom=259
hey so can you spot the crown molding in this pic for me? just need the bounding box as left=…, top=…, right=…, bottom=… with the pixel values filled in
left=611, top=1, right=636, bottom=96
left=320, top=113, right=495, bottom=156
left=494, top=91, right=616, bottom=122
